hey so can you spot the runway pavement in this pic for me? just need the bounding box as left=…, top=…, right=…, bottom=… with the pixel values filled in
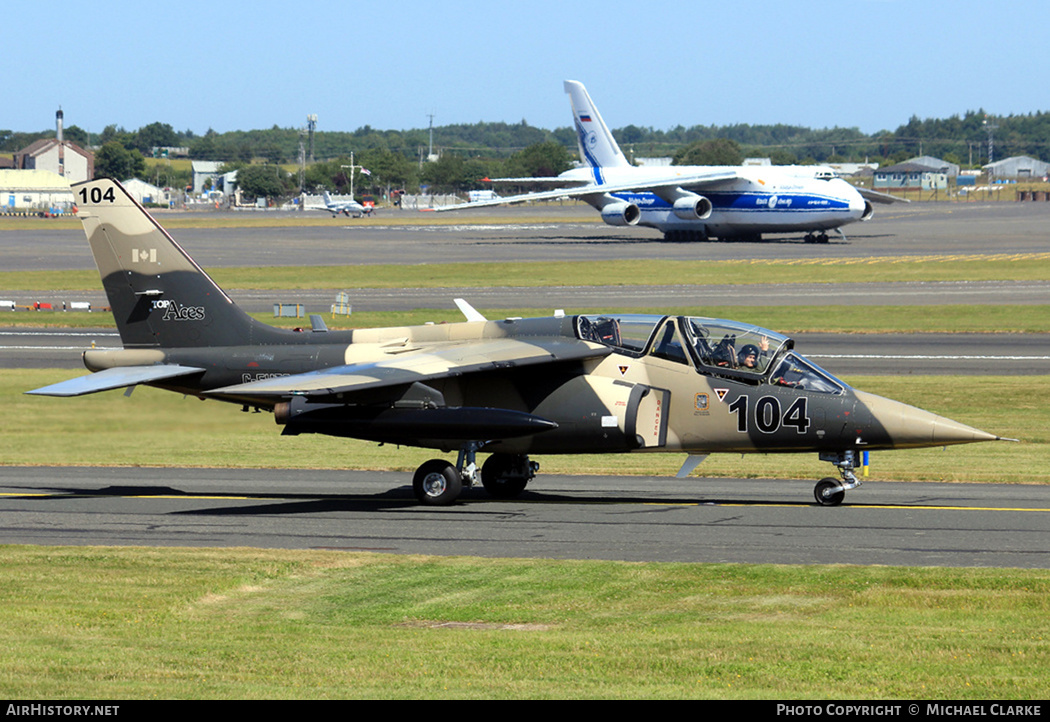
left=4, top=199, right=1050, bottom=271
left=1, top=466, right=1047, bottom=567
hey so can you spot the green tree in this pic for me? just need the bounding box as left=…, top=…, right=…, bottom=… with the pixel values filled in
left=672, top=138, right=743, bottom=166
left=64, top=125, right=90, bottom=147
left=236, top=164, right=291, bottom=201
left=134, top=122, right=180, bottom=156
left=420, top=153, right=491, bottom=193
left=767, top=148, right=799, bottom=165
left=93, top=141, right=146, bottom=180
left=189, top=130, right=221, bottom=161
left=502, top=141, right=572, bottom=179
left=99, top=124, right=136, bottom=148
left=355, top=149, right=416, bottom=193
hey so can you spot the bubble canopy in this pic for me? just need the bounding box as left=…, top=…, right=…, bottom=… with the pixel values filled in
left=576, top=313, right=846, bottom=394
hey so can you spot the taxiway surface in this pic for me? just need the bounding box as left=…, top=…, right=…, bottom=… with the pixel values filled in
left=1, top=467, right=1046, bottom=567
left=4, top=200, right=1050, bottom=270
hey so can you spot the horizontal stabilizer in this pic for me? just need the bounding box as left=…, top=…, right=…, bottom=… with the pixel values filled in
left=26, top=364, right=205, bottom=397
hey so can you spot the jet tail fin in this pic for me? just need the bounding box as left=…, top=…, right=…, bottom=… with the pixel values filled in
left=72, top=178, right=284, bottom=349
left=564, top=80, right=631, bottom=179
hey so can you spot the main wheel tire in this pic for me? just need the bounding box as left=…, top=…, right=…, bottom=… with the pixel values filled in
left=814, top=477, right=845, bottom=506
left=413, top=459, right=463, bottom=506
left=481, top=454, right=530, bottom=499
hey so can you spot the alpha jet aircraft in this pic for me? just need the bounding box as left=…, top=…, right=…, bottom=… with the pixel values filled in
left=29, top=179, right=1002, bottom=506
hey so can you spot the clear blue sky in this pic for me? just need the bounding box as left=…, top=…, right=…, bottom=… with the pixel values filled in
left=10, top=0, right=1049, bottom=138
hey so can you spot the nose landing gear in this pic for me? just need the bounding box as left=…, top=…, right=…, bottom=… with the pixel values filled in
left=814, top=450, right=863, bottom=506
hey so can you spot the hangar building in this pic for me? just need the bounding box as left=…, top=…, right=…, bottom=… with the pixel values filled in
left=983, top=156, right=1050, bottom=180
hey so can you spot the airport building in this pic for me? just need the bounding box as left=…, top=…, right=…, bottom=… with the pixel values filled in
left=906, top=155, right=959, bottom=178
left=191, top=161, right=224, bottom=194
left=11, top=110, right=94, bottom=184
left=0, top=169, right=75, bottom=212
left=983, top=155, right=1050, bottom=180
left=121, top=178, right=173, bottom=206
left=873, top=161, right=948, bottom=190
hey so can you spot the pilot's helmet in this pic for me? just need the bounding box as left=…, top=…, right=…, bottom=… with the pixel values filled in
left=738, top=344, right=760, bottom=367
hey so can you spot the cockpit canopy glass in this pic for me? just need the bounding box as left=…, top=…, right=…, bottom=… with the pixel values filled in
left=769, top=352, right=845, bottom=395
left=680, top=317, right=790, bottom=376
left=577, top=314, right=790, bottom=373
left=576, top=313, right=845, bottom=393
left=576, top=314, right=663, bottom=354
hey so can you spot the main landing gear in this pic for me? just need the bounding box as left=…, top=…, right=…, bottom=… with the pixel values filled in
left=814, top=450, right=863, bottom=506
left=805, top=228, right=848, bottom=244
left=412, top=446, right=538, bottom=506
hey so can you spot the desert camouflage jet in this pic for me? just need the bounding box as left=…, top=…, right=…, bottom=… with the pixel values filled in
left=29, top=179, right=1004, bottom=506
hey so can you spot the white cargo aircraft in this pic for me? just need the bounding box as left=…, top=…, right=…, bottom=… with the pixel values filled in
left=434, top=80, right=896, bottom=243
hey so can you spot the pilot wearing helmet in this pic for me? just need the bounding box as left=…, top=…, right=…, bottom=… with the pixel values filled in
left=737, top=336, right=770, bottom=371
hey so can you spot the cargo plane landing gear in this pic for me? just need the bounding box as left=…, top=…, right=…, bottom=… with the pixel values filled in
left=412, top=446, right=537, bottom=505
left=814, top=450, right=863, bottom=506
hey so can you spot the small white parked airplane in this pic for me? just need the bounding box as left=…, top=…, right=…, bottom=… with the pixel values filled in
left=435, top=80, right=897, bottom=243
left=311, top=191, right=373, bottom=218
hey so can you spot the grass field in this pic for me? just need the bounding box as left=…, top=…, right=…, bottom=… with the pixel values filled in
left=5, top=254, right=1050, bottom=292
left=0, top=547, right=1047, bottom=699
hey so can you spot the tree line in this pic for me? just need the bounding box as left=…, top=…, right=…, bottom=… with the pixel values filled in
left=4, top=108, right=1049, bottom=198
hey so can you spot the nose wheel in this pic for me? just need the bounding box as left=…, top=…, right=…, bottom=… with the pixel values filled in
left=814, top=477, right=846, bottom=506
left=815, top=450, right=863, bottom=506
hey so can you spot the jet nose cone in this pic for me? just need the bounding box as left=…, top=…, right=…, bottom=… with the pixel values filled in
left=852, top=389, right=1000, bottom=449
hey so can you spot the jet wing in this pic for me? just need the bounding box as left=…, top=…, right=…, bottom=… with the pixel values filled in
left=854, top=186, right=909, bottom=204
left=206, top=337, right=610, bottom=401
left=430, top=170, right=742, bottom=211
left=26, top=364, right=206, bottom=397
